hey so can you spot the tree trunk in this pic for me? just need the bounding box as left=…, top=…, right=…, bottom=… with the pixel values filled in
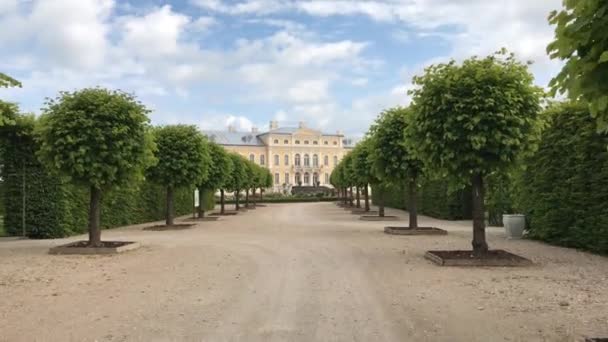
left=235, top=190, right=240, bottom=211
left=260, top=188, right=264, bottom=201
left=166, top=185, right=174, bottom=226
left=408, top=179, right=418, bottom=229
left=197, top=186, right=205, bottom=218
left=88, top=186, right=102, bottom=247
left=349, top=186, right=354, bottom=206
left=471, top=173, right=488, bottom=255
left=245, top=189, right=250, bottom=208
left=378, top=185, right=385, bottom=217
left=364, top=185, right=370, bottom=211
left=342, top=188, right=347, bottom=204
left=220, top=189, right=225, bottom=214
left=356, top=186, right=361, bottom=208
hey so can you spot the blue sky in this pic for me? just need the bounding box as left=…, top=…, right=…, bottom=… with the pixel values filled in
left=1, top=0, right=562, bottom=136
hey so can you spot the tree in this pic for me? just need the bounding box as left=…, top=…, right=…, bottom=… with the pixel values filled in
left=226, top=154, right=247, bottom=211
left=1, top=73, right=21, bottom=127
left=351, top=139, right=375, bottom=212
left=547, top=0, right=608, bottom=132
left=37, top=88, right=152, bottom=246
left=370, top=107, right=423, bottom=228
left=197, top=143, right=232, bottom=218
left=218, top=155, right=234, bottom=214
left=0, top=73, right=21, bottom=89
left=243, top=160, right=258, bottom=208
left=408, top=50, right=542, bottom=255
left=146, top=125, right=210, bottom=226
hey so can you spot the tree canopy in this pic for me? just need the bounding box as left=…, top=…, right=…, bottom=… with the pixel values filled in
left=408, top=50, right=543, bottom=184
left=38, top=88, right=153, bottom=188
left=146, top=125, right=210, bottom=188
left=369, top=106, right=422, bottom=184
left=199, top=142, right=232, bottom=191
left=547, top=0, right=608, bottom=132
left=0, top=72, right=21, bottom=89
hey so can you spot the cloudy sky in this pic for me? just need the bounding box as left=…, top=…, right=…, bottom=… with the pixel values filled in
left=1, top=0, right=563, bottom=136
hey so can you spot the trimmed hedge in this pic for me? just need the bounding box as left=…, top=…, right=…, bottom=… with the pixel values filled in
left=371, top=180, right=472, bottom=220
left=519, top=103, right=608, bottom=254
left=222, top=196, right=339, bottom=204
left=1, top=118, right=195, bottom=239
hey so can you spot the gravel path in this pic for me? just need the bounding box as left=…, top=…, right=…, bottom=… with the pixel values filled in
left=1, top=202, right=607, bottom=341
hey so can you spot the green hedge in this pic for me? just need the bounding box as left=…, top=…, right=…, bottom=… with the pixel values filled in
left=371, top=180, right=472, bottom=220
left=1, top=118, right=194, bottom=239
left=222, top=196, right=339, bottom=204
left=519, top=103, right=608, bottom=254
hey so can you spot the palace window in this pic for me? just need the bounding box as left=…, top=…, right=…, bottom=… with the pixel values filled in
left=333, top=155, right=338, bottom=166
left=249, top=154, right=255, bottom=162
left=324, top=155, right=329, bottom=166
left=295, top=172, right=301, bottom=184
left=295, top=140, right=300, bottom=144
left=304, top=172, right=310, bottom=185
left=285, top=173, right=290, bottom=184
left=313, top=172, right=319, bottom=185
left=284, top=139, right=289, bottom=144
left=274, top=173, right=280, bottom=184
left=260, top=154, right=265, bottom=165
left=284, top=154, right=289, bottom=166
left=325, top=173, right=329, bottom=184
left=274, top=154, right=279, bottom=166
left=304, top=154, right=310, bottom=166
left=304, top=140, right=309, bottom=145
left=313, top=141, right=318, bottom=145
left=274, top=139, right=279, bottom=144
left=333, top=141, right=337, bottom=145
left=313, top=154, right=318, bottom=167
left=324, top=141, right=328, bottom=145
left=295, top=154, right=301, bottom=166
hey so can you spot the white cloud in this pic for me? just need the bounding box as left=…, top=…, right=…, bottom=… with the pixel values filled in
left=120, top=5, right=190, bottom=58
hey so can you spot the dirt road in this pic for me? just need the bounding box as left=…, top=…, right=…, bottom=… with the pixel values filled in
left=1, top=202, right=607, bottom=341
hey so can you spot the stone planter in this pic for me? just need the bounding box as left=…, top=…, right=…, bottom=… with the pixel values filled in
left=503, top=214, right=526, bottom=239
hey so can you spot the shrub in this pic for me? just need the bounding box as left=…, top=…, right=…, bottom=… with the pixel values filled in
left=519, top=102, right=608, bottom=254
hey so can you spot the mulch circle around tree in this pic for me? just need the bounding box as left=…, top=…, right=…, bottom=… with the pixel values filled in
left=359, top=215, right=399, bottom=221
left=49, top=241, right=140, bottom=255
left=384, top=226, right=447, bottom=235
left=183, top=217, right=220, bottom=222
left=351, top=210, right=378, bottom=215
left=143, top=224, right=195, bottom=231
left=425, top=250, right=533, bottom=267
left=210, top=212, right=238, bottom=216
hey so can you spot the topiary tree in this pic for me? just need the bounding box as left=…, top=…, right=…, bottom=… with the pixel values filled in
left=351, top=139, right=375, bottom=212
left=370, top=106, right=423, bottom=228
left=218, top=155, right=234, bottom=215
left=226, top=154, right=247, bottom=211
left=37, top=88, right=153, bottom=246
left=243, top=159, right=257, bottom=208
left=197, top=142, right=232, bottom=218
left=146, top=125, right=210, bottom=226
left=408, top=50, right=543, bottom=255
left=547, top=0, right=608, bottom=132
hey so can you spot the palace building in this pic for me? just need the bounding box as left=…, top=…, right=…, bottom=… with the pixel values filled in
left=202, top=121, right=356, bottom=192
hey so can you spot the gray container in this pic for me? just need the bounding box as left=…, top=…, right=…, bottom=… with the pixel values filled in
left=503, top=214, right=526, bottom=239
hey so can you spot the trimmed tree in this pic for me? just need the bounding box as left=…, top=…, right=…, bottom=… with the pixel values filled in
left=408, top=50, right=542, bottom=255
left=351, top=139, right=375, bottom=212
left=370, top=107, right=423, bottom=228
left=146, top=125, right=210, bottom=226
left=37, top=88, right=152, bottom=246
left=547, top=0, right=608, bottom=132
left=227, top=154, right=247, bottom=211
left=197, top=142, right=232, bottom=218
left=218, top=155, right=234, bottom=214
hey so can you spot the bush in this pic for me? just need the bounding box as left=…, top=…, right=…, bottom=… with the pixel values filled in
left=1, top=118, right=194, bottom=239
left=519, top=103, right=608, bottom=254
left=371, top=180, right=472, bottom=220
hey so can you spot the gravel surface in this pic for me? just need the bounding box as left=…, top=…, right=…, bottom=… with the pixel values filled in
left=1, top=202, right=607, bottom=341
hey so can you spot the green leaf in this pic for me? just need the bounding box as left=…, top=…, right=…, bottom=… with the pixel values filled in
left=599, top=51, right=608, bottom=63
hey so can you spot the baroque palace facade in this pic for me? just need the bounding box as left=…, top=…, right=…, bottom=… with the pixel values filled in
left=202, top=121, right=355, bottom=192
